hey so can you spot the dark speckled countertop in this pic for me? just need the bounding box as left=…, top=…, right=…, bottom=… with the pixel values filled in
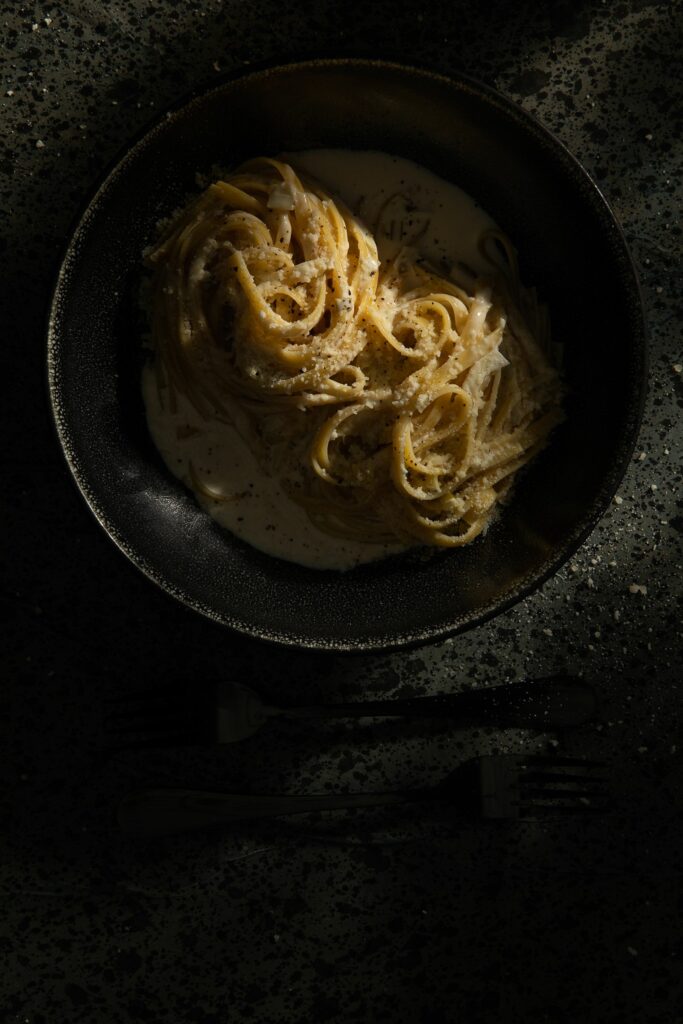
left=2, top=1, right=682, bottom=1022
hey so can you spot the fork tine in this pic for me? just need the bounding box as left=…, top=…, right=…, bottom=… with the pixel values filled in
left=521, top=803, right=608, bottom=816
left=521, top=787, right=608, bottom=801
left=105, top=707, right=189, bottom=734
left=106, top=688, right=176, bottom=705
left=520, top=770, right=608, bottom=785
left=106, top=693, right=190, bottom=714
left=480, top=754, right=612, bottom=820
left=520, top=756, right=606, bottom=768
left=107, top=704, right=187, bottom=729
left=106, top=720, right=188, bottom=737
left=103, top=687, right=212, bottom=749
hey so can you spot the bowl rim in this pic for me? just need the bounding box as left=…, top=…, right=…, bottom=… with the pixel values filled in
left=46, top=57, right=648, bottom=652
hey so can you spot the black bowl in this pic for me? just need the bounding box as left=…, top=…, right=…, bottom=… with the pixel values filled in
left=47, top=60, right=646, bottom=651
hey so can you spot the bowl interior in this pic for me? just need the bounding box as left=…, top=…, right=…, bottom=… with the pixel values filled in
left=48, top=61, right=645, bottom=650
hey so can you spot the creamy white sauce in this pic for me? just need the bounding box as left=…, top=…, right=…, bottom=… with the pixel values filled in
left=142, top=368, right=404, bottom=570
left=143, top=150, right=498, bottom=571
left=287, top=149, right=497, bottom=275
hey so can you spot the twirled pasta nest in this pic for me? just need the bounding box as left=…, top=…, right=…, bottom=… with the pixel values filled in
left=145, top=158, right=563, bottom=548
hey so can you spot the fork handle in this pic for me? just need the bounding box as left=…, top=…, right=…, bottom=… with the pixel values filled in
left=281, top=675, right=596, bottom=729
left=118, top=788, right=412, bottom=836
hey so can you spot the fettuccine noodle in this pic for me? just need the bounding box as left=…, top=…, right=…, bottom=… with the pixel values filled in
left=145, top=157, right=563, bottom=551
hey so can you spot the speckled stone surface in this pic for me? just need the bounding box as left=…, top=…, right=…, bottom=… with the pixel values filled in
left=2, top=1, right=682, bottom=1022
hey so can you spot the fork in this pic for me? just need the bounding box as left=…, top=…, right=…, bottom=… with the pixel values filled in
left=117, top=755, right=609, bottom=835
left=106, top=674, right=598, bottom=747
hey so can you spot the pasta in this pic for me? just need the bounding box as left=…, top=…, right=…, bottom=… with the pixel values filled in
left=144, top=156, right=563, bottom=553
